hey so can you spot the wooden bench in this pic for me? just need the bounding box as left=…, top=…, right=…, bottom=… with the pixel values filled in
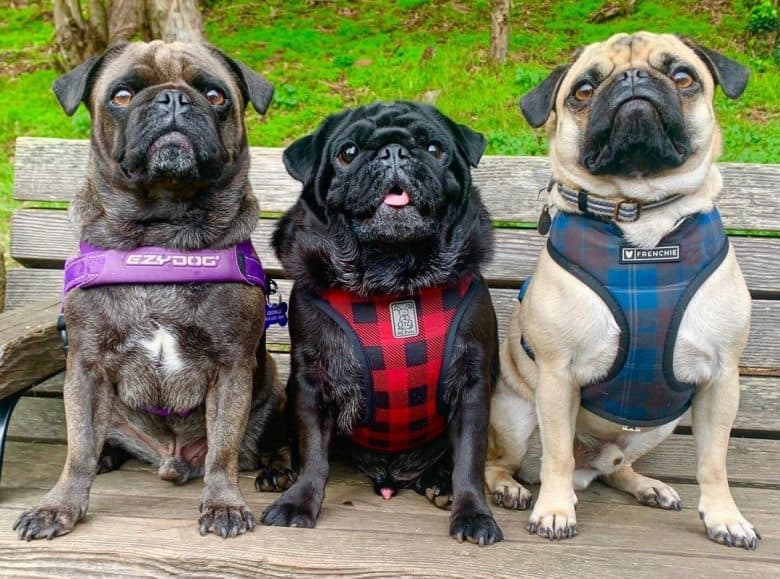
left=0, top=136, right=778, bottom=575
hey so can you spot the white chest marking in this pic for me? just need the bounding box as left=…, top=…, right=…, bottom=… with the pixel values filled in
left=139, top=326, right=185, bottom=374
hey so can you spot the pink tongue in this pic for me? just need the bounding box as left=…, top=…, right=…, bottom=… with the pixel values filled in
left=380, top=488, right=395, bottom=500
left=383, top=191, right=410, bottom=207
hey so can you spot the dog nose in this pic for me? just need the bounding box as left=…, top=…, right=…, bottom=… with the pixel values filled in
left=377, top=144, right=410, bottom=167
left=619, top=68, right=651, bottom=87
left=153, top=89, right=192, bottom=115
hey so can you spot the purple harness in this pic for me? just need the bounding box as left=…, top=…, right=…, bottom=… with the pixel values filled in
left=64, top=239, right=265, bottom=292
left=61, top=239, right=268, bottom=419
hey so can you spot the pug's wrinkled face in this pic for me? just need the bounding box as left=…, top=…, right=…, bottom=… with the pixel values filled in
left=522, top=32, right=749, bottom=195
left=283, top=101, right=485, bottom=244
left=53, top=41, right=273, bottom=195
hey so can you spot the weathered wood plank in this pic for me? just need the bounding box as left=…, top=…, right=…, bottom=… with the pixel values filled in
left=13, top=138, right=780, bottom=230
left=6, top=272, right=780, bottom=374
left=0, top=507, right=776, bottom=578
left=5, top=441, right=780, bottom=515
left=11, top=208, right=780, bottom=295
left=27, top=365, right=780, bottom=434
left=678, top=375, right=780, bottom=432
left=1, top=445, right=779, bottom=576
left=6, top=391, right=780, bottom=488
left=0, top=301, right=64, bottom=400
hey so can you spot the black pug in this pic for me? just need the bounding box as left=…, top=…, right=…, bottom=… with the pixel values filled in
left=262, top=101, right=503, bottom=545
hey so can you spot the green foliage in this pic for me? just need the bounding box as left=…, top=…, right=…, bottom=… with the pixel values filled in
left=0, top=0, right=779, bottom=245
left=747, top=1, right=779, bottom=34
left=273, top=84, right=300, bottom=109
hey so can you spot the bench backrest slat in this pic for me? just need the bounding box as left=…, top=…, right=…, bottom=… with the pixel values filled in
left=10, top=209, right=780, bottom=298
left=7, top=138, right=780, bottom=379
left=13, top=137, right=780, bottom=230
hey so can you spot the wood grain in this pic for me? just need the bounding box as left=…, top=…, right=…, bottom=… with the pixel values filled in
left=0, top=442, right=778, bottom=577
left=0, top=301, right=64, bottom=399
left=26, top=365, right=780, bottom=434
left=13, top=137, right=780, bottom=230
left=6, top=390, right=780, bottom=488
left=10, top=208, right=780, bottom=296
left=5, top=271, right=780, bottom=374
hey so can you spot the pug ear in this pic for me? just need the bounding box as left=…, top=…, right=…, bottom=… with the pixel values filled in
left=52, top=54, right=105, bottom=116
left=283, top=134, right=317, bottom=184
left=453, top=123, right=487, bottom=168
left=283, top=133, right=328, bottom=222
left=207, top=46, right=274, bottom=114
left=680, top=38, right=750, bottom=99
left=520, top=64, right=571, bottom=128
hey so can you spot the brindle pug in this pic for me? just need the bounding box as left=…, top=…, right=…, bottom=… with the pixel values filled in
left=13, top=41, right=293, bottom=541
left=485, top=32, right=759, bottom=549
left=262, top=102, right=503, bottom=546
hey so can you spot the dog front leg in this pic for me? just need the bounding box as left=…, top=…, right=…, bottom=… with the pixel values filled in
left=262, top=372, right=332, bottom=528
left=692, top=365, right=760, bottom=549
left=198, top=365, right=255, bottom=538
left=486, top=374, right=537, bottom=510
left=14, top=358, right=113, bottom=540
left=527, top=362, right=579, bottom=540
left=448, top=360, right=503, bottom=546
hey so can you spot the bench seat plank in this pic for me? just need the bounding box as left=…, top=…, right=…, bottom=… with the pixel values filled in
left=0, top=442, right=778, bottom=575
left=13, top=138, right=780, bottom=230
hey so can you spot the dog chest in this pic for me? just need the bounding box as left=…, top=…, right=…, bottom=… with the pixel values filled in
left=311, top=276, right=481, bottom=452
left=529, top=208, right=729, bottom=427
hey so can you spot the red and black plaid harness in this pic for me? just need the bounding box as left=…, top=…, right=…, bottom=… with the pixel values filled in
left=312, top=276, right=481, bottom=452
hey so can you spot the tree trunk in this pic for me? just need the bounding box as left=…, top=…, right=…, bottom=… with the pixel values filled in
left=489, top=0, right=511, bottom=63
left=145, top=0, right=204, bottom=43
left=53, top=0, right=205, bottom=70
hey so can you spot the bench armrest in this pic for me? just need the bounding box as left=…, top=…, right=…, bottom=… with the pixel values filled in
left=0, top=300, right=64, bottom=399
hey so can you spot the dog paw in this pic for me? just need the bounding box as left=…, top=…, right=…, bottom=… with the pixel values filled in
left=636, top=483, right=682, bottom=511
left=262, top=496, right=318, bottom=528
left=13, top=505, right=82, bottom=541
left=254, top=465, right=297, bottom=493
left=491, top=480, right=533, bottom=510
left=198, top=503, right=255, bottom=538
left=701, top=510, right=761, bottom=550
left=450, top=512, right=504, bottom=546
left=261, top=500, right=317, bottom=528
left=425, top=484, right=453, bottom=510
left=527, top=498, right=578, bottom=540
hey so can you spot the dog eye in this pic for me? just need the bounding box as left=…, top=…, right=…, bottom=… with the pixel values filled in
left=573, top=82, right=594, bottom=102
left=672, top=70, right=695, bottom=89
left=205, top=88, right=226, bottom=106
left=110, top=88, right=133, bottom=107
left=337, top=144, right=359, bottom=165
left=427, top=142, right=445, bottom=159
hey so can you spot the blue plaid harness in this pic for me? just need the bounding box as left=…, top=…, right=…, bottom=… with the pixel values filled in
left=519, top=208, right=729, bottom=426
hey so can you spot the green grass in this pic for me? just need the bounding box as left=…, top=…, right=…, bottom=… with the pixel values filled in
left=1, top=0, right=779, bottom=246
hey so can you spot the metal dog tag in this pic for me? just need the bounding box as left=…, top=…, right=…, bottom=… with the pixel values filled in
left=390, top=300, right=419, bottom=339
left=264, top=279, right=289, bottom=329
left=622, top=425, right=642, bottom=432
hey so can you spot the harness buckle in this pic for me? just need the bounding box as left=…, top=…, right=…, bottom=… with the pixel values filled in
left=613, top=199, right=641, bottom=223
left=56, top=312, right=69, bottom=355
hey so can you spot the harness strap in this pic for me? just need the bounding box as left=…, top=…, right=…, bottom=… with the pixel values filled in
left=63, top=239, right=265, bottom=294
